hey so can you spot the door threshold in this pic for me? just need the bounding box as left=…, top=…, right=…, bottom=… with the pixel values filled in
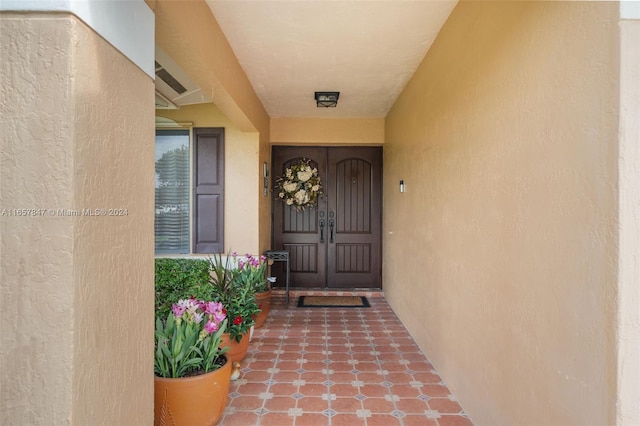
left=272, top=288, right=384, bottom=298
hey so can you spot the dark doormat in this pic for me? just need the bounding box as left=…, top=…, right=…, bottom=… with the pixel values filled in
left=297, top=296, right=370, bottom=308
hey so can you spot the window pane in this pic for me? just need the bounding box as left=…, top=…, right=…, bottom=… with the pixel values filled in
left=155, top=130, right=189, bottom=254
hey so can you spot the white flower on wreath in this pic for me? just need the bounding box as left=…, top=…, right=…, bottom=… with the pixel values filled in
left=297, top=169, right=313, bottom=182
left=294, top=189, right=308, bottom=204
left=283, top=181, right=298, bottom=193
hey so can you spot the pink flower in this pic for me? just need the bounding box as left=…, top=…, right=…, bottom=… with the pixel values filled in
left=186, top=303, right=199, bottom=318
left=204, top=320, right=218, bottom=334
left=171, top=304, right=185, bottom=318
left=213, top=310, right=226, bottom=323
left=204, top=301, right=221, bottom=315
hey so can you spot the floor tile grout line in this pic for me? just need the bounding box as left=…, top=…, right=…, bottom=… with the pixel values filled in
left=295, top=308, right=312, bottom=426
left=363, top=301, right=397, bottom=426
left=258, top=307, right=293, bottom=425
left=325, top=309, right=333, bottom=426
left=378, top=303, right=404, bottom=426
left=359, top=307, right=371, bottom=426
left=295, top=307, right=320, bottom=425
left=258, top=313, right=285, bottom=425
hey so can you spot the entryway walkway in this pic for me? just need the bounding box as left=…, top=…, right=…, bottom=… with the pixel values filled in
left=220, top=291, right=473, bottom=426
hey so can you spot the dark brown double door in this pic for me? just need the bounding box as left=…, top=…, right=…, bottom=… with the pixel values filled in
left=272, top=146, right=382, bottom=289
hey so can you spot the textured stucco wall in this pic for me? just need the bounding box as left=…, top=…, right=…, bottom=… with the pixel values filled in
left=271, top=118, right=384, bottom=145
left=158, top=103, right=260, bottom=255
left=258, top=131, right=271, bottom=254
left=384, top=2, right=619, bottom=425
left=617, top=8, right=640, bottom=426
left=1, top=15, right=76, bottom=425
left=1, top=13, right=154, bottom=425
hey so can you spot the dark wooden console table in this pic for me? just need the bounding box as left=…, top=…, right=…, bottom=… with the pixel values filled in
left=264, top=250, right=290, bottom=304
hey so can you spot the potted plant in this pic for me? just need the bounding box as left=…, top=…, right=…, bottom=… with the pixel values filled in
left=233, top=252, right=274, bottom=328
left=208, top=253, right=260, bottom=362
left=154, top=298, right=230, bottom=426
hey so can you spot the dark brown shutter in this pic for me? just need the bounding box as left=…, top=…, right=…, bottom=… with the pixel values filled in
left=193, top=128, right=224, bottom=253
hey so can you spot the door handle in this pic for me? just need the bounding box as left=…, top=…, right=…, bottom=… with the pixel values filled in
left=329, top=219, right=334, bottom=243
left=319, top=219, right=325, bottom=243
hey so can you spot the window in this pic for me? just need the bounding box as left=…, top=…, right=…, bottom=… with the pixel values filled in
left=155, top=130, right=190, bottom=254
left=155, top=128, right=224, bottom=254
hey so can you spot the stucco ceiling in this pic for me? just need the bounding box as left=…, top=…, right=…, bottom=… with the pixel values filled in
left=205, top=0, right=457, bottom=119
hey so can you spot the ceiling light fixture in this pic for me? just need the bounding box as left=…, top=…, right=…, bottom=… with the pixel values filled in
left=314, top=91, right=340, bottom=108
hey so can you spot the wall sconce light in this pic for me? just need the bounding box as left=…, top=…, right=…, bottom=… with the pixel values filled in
left=263, top=162, right=269, bottom=196
left=315, top=91, right=340, bottom=108
left=399, top=180, right=405, bottom=193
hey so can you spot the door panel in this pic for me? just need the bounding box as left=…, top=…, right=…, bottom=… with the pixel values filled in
left=272, top=146, right=381, bottom=289
left=327, top=148, right=381, bottom=288
left=272, top=147, right=327, bottom=288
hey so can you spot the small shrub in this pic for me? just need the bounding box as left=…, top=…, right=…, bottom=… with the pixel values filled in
left=155, top=258, right=211, bottom=318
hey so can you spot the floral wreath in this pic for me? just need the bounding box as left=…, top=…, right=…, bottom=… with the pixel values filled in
left=275, top=159, right=323, bottom=211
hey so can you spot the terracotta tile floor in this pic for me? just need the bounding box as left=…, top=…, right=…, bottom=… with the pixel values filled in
left=220, top=290, right=473, bottom=426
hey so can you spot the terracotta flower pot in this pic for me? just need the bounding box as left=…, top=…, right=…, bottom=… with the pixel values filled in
left=254, top=289, right=272, bottom=328
left=219, top=332, right=250, bottom=363
left=154, top=356, right=231, bottom=426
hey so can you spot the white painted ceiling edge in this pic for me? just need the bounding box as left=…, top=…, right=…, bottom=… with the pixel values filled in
left=620, top=0, right=640, bottom=19
left=206, top=0, right=458, bottom=119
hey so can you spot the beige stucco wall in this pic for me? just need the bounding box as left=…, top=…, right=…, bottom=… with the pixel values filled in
left=1, top=13, right=154, bottom=425
left=617, top=8, right=640, bottom=426
left=258, top=133, right=271, bottom=254
left=158, top=104, right=261, bottom=255
left=384, top=2, right=619, bottom=425
left=271, top=118, right=384, bottom=145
